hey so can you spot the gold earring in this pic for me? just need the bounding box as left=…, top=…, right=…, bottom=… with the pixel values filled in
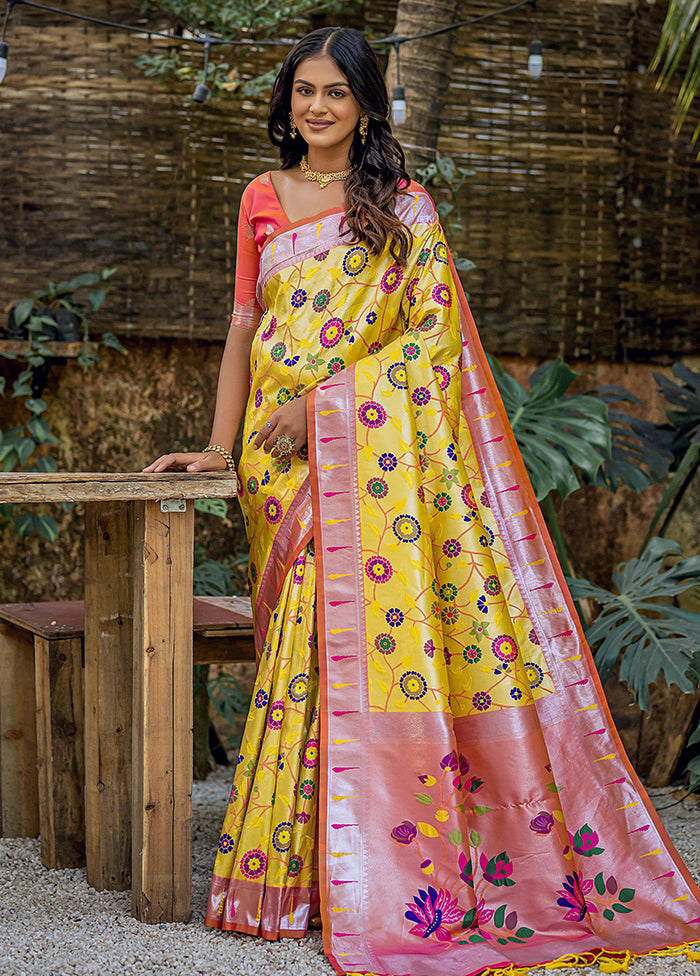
left=289, top=111, right=297, bottom=138
left=359, top=112, right=369, bottom=145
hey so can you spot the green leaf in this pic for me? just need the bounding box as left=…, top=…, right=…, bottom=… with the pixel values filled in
left=612, top=903, right=632, bottom=914
left=461, top=908, right=476, bottom=929
left=101, top=332, right=127, bottom=354
left=194, top=497, right=229, bottom=518
left=603, top=908, right=615, bottom=921
left=618, top=888, right=635, bottom=903
left=568, top=538, right=700, bottom=708
left=26, top=416, right=52, bottom=442
left=493, top=904, right=507, bottom=928
left=13, top=513, right=34, bottom=538
left=12, top=298, right=34, bottom=327
left=414, top=792, right=433, bottom=805
left=18, top=438, right=35, bottom=465
left=489, top=356, right=611, bottom=501
left=35, top=514, right=58, bottom=543
left=595, top=872, right=606, bottom=895
left=2, top=449, right=18, bottom=472
left=546, top=782, right=563, bottom=793
left=36, top=454, right=58, bottom=473
left=468, top=933, right=487, bottom=943
left=516, top=927, right=535, bottom=938
left=448, top=828, right=463, bottom=845
left=470, top=805, right=492, bottom=815
left=469, top=829, right=481, bottom=847
left=89, top=289, right=105, bottom=312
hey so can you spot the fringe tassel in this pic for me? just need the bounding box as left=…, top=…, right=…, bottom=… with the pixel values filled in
left=347, top=942, right=700, bottom=976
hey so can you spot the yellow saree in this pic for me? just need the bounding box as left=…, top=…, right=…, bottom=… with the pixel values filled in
left=205, top=185, right=700, bottom=975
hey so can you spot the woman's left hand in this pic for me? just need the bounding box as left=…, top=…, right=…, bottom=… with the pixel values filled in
left=253, top=394, right=308, bottom=458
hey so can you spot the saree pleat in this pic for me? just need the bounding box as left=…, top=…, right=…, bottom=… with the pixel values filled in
left=208, top=184, right=700, bottom=975
left=205, top=544, right=320, bottom=938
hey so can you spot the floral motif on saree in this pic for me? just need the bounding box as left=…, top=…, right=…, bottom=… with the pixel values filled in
left=207, top=182, right=700, bottom=974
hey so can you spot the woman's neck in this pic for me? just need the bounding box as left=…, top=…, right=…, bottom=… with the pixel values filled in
left=306, top=146, right=352, bottom=174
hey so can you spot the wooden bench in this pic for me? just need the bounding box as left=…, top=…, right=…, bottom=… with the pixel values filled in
left=0, top=596, right=254, bottom=871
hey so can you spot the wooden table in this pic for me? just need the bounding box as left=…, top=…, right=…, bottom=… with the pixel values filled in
left=0, top=473, right=239, bottom=923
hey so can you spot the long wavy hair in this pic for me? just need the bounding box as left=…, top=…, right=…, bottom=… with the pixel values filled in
left=268, top=27, right=413, bottom=264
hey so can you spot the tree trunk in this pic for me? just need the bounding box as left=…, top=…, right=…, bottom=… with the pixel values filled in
left=385, top=0, right=461, bottom=172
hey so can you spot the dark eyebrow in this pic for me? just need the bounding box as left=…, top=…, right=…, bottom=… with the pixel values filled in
left=294, top=79, right=350, bottom=89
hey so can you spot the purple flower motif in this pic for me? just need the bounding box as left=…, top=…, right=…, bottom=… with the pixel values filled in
left=405, top=886, right=463, bottom=941
left=254, top=388, right=263, bottom=408
left=296, top=811, right=311, bottom=824
left=320, top=318, right=343, bottom=348
left=240, top=848, right=267, bottom=879
left=375, top=633, right=396, bottom=655
left=472, top=691, right=492, bottom=711
left=267, top=700, right=285, bottom=729
left=440, top=751, right=470, bottom=777
left=218, top=832, right=234, bottom=854
left=412, top=386, right=431, bottom=407
left=264, top=497, right=283, bottom=525
left=556, top=872, right=599, bottom=922
left=529, top=811, right=555, bottom=835
left=291, top=288, right=307, bottom=308
left=358, top=401, right=387, bottom=429
left=260, top=316, right=277, bottom=341
left=391, top=820, right=417, bottom=845
left=432, top=283, right=452, bottom=307
left=365, top=555, right=393, bottom=584
left=386, top=607, right=404, bottom=627
left=423, top=639, right=435, bottom=658
left=434, top=365, right=451, bottom=390
left=381, top=264, right=403, bottom=294
left=442, top=538, right=462, bottom=558
left=378, top=452, right=398, bottom=472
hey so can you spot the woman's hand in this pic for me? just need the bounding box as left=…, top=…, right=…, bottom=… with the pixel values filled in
left=142, top=451, right=228, bottom=473
left=253, top=394, right=308, bottom=458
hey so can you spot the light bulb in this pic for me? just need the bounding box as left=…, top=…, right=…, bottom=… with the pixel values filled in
left=528, top=40, right=543, bottom=80
left=0, top=41, right=8, bottom=85
left=192, top=82, right=209, bottom=103
left=392, top=84, right=406, bottom=125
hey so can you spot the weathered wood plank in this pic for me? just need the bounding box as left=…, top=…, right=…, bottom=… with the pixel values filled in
left=34, top=635, right=85, bottom=869
left=0, top=596, right=254, bottom=640
left=132, top=499, right=194, bottom=923
left=84, top=501, right=133, bottom=891
left=193, top=634, right=255, bottom=665
left=0, top=621, right=39, bottom=837
left=0, top=472, right=237, bottom=504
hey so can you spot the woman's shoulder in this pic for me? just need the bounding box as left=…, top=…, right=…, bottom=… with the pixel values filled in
left=396, top=179, right=438, bottom=225
left=240, top=171, right=276, bottom=207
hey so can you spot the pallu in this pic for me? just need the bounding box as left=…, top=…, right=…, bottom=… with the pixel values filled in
left=206, top=185, right=700, bottom=974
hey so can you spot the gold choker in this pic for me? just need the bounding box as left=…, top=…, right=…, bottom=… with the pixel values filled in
left=299, top=155, right=352, bottom=189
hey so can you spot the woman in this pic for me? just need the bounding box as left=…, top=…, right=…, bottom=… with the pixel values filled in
left=145, top=26, right=700, bottom=976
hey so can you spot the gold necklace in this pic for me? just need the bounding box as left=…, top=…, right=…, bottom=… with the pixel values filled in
left=299, top=155, right=352, bottom=189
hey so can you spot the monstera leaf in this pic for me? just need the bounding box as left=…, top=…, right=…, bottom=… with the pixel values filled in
left=654, top=362, right=700, bottom=452
left=585, top=386, right=673, bottom=492
left=489, top=356, right=610, bottom=501
left=568, top=538, right=700, bottom=711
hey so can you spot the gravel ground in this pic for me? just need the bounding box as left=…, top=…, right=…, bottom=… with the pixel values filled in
left=1, top=768, right=699, bottom=976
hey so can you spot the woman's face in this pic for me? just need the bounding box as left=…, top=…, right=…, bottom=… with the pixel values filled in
left=290, top=54, right=361, bottom=157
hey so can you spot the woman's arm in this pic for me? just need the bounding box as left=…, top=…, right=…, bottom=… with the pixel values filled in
left=143, top=325, right=256, bottom=472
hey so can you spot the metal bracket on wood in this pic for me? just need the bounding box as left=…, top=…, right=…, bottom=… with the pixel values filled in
left=160, top=499, right=187, bottom=513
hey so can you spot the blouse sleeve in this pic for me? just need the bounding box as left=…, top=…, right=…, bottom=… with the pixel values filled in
left=230, top=180, right=264, bottom=331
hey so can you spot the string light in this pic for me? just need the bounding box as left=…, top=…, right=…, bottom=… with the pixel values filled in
left=389, top=39, right=406, bottom=125
left=0, top=0, right=544, bottom=102
left=527, top=0, right=543, bottom=80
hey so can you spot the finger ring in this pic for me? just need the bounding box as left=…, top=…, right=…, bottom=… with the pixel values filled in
left=265, top=420, right=276, bottom=428
left=273, top=434, right=296, bottom=458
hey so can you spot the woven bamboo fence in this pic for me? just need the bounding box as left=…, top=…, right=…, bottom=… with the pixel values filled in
left=0, top=0, right=697, bottom=359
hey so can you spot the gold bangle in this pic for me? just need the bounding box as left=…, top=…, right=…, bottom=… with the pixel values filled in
left=203, top=444, right=236, bottom=471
